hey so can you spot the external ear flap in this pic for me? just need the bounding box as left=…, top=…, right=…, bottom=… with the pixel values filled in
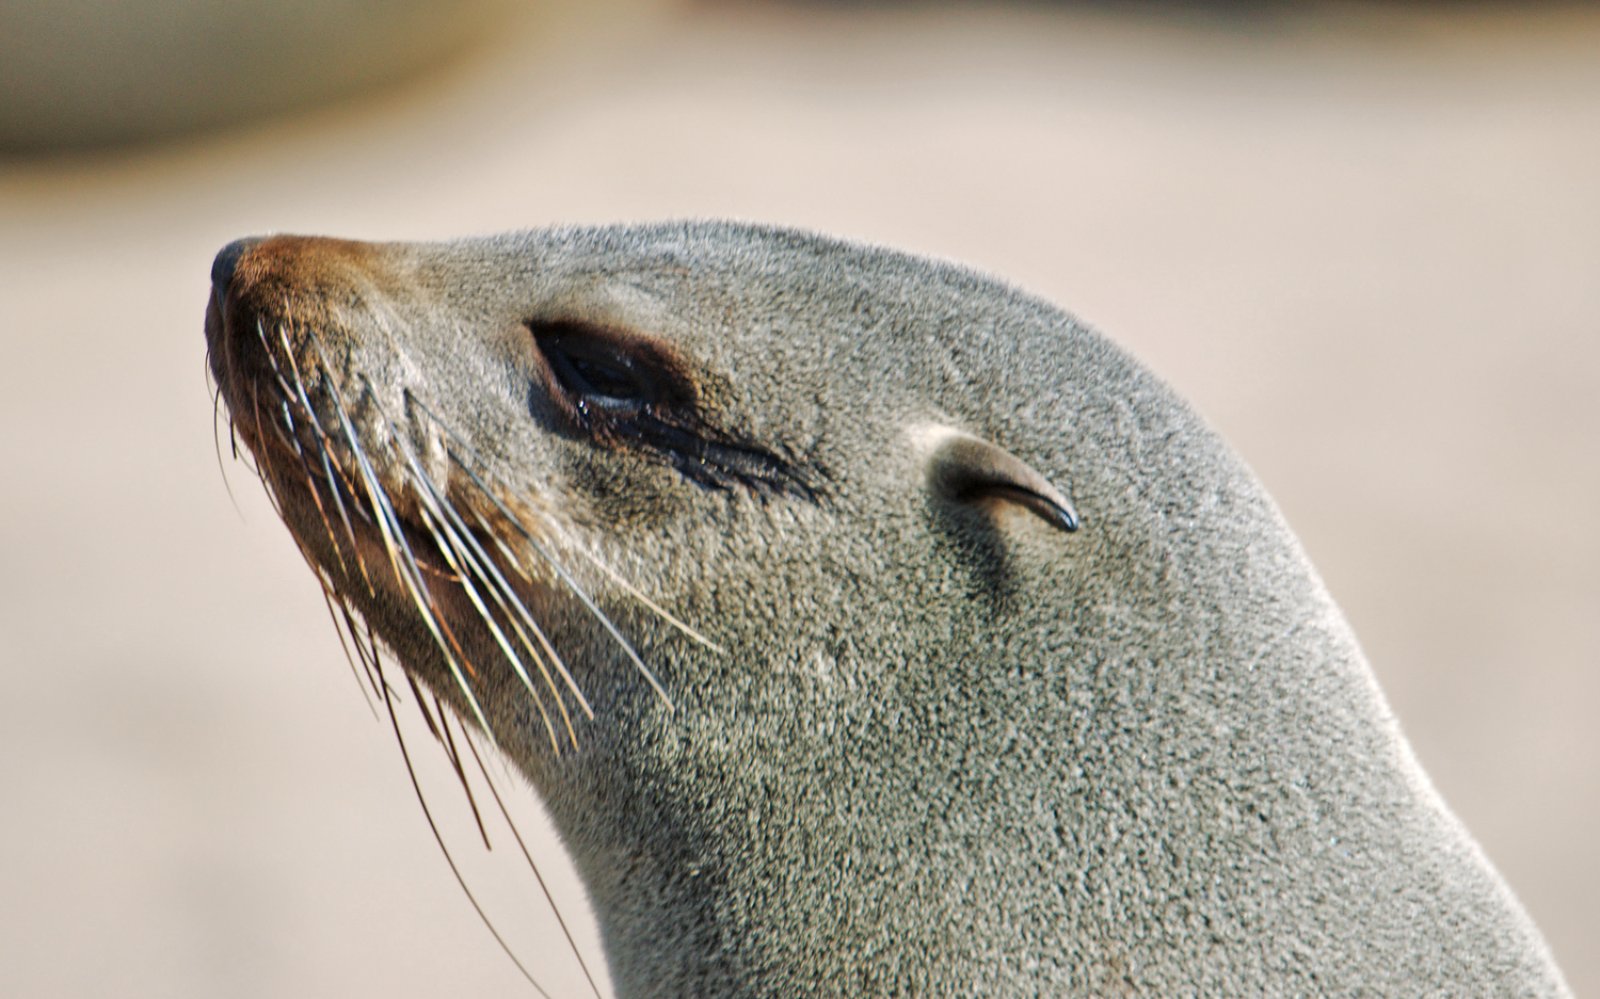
left=918, top=426, right=1080, bottom=533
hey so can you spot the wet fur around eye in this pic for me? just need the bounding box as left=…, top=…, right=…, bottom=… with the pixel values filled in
left=528, top=319, right=820, bottom=498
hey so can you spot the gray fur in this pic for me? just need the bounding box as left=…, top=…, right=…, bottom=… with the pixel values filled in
left=208, top=221, right=1570, bottom=995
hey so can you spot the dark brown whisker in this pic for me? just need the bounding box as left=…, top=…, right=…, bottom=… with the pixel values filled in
left=425, top=684, right=495, bottom=853
left=405, top=670, right=446, bottom=744
left=460, top=714, right=607, bottom=999
left=245, top=390, right=289, bottom=523
left=215, top=285, right=241, bottom=466
left=364, top=623, right=402, bottom=702
left=376, top=656, right=555, bottom=999
left=271, top=513, right=393, bottom=722
left=400, top=673, right=493, bottom=852
left=210, top=379, right=245, bottom=517
left=265, top=402, right=301, bottom=453
left=315, top=586, right=380, bottom=721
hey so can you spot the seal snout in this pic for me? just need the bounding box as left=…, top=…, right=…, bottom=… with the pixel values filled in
left=211, top=236, right=266, bottom=297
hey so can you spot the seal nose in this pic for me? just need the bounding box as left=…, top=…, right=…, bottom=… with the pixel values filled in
left=211, top=236, right=264, bottom=295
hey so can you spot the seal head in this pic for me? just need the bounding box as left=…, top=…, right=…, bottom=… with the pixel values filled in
left=206, top=222, right=1569, bottom=996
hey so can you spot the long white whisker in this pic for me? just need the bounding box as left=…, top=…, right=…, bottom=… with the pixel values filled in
left=466, top=507, right=596, bottom=719
left=376, top=389, right=611, bottom=717
left=304, top=331, right=499, bottom=745
left=261, top=319, right=374, bottom=589
left=413, top=499, right=566, bottom=754
left=448, top=452, right=674, bottom=710
left=571, top=545, right=724, bottom=654
left=406, top=396, right=673, bottom=708
left=360, top=383, right=588, bottom=745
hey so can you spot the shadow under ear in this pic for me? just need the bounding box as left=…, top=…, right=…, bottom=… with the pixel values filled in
left=926, top=490, right=1020, bottom=606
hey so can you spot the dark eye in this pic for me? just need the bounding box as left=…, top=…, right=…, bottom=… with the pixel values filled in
left=539, top=334, right=649, bottom=412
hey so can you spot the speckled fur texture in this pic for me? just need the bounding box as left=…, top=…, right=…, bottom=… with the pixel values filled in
left=208, top=221, right=1569, bottom=996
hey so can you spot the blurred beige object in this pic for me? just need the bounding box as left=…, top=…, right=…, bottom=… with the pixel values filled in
left=0, top=0, right=529, bottom=150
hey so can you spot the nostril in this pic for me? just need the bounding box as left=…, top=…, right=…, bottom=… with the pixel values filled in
left=211, top=236, right=264, bottom=294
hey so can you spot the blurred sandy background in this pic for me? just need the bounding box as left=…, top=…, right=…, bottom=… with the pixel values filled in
left=1, top=2, right=1594, bottom=996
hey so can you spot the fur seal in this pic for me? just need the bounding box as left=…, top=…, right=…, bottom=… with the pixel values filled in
left=205, top=222, right=1570, bottom=996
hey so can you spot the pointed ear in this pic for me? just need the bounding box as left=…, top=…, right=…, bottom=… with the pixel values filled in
left=914, top=424, right=1079, bottom=534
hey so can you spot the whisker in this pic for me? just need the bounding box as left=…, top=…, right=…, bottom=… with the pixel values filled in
left=572, top=546, right=724, bottom=654
left=270, top=516, right=397, bottom=724
left=252, top=321, right=329, bottom=524
left=246, top=389, right=289, bottom=522
left=364, top=623, right=402, bottom=702
left=264, top=319, right=377, bottom=590
left=376, top=661, right=555, bottom=999
left=374, top=433, right=580, bottom=744
left=253, top=320, right=301, bottom=401
left=414, top=498, right=565, bottom=753
left=403, top=674, right=493, bottom=852
left=346, top=378, right=586, bottom=747
left=283, top=401, right=355, bottom=583
left=470, top=512, right=598, bottom=720
left=366, top=451, right=498, bottom=740
left=460, top=717, right=606, bottom=999
left=218, top=298, right=621, bottom=999
left=304, top=331, right=499, bottom=746
left=406, top=669, right=446, bottom=741
left=210, top=378, right=245, bottom=518
left=315, top=587, right=380, bottom=721
left=317, top=445, right=375, bottom=595
left=433, top=437, right=674, bottom=710
left=411, top=396, right=714, bottom=663
left=215, top=290, right=243, bottom=469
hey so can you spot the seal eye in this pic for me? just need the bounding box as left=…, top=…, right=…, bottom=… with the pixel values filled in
left=526, top=319, right=818, bottom=496
left=538, top=333, right=650, bottom=412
